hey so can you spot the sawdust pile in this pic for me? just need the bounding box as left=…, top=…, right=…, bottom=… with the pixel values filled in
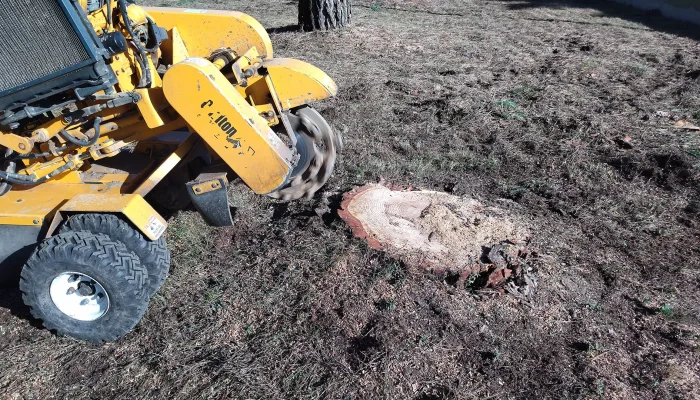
left=339, top=184, right=531, bottom=272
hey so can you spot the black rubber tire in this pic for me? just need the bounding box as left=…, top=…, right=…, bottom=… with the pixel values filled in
left=59, top=213, right=170, bottom=296
left=20, top=231, right=149, bottom=343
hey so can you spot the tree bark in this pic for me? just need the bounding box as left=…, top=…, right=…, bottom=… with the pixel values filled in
left=298, top=0, right=351, bottom=31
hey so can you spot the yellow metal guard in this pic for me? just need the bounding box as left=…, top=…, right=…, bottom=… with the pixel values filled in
left=163, top=58, right=294, bottom=194
left=143, top=8, right=274, bottom=60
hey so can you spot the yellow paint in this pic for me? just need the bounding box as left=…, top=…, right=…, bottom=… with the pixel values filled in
left=163, top=58, right=293, bottom=194
left=190, top=179, right=222, bottom=195
left=31, top=118, right=70, bottom=143
left=123, top=4, right=149, bottom=27
left=0, top=215, right=43, bottom=227
left=255, top=104, right=279, bottom=126
left=0, top=179, right=127, bottom=227
left=244, top=58, right=337, bottom=111
left=89, top=138, right=128, bottom=160
left=18, top=154, right=79, bottom=181
left=86, top=3, right=109, bottom=33
left=133, top=133, right=198, bottom=196
left=111, top=52, right=137, bottom=91
left=160, top=26, right=190, bottom=65
left=224, top=46, right=260, bottom=87
left=143, top=7, right=274, bottom=59
left=135, top=88, right=166, bottom=128
left=0, top=5, right=340, bottom=235
left=212, top=57, right=228, bottom=71
left=60, top=194, right=167, bottom=240
left=51, top=170, right=83, bottom=184
left=0, top=131, right=33, bottom=154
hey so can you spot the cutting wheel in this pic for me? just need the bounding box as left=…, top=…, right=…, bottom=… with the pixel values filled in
left=267, top=107, right=342, bottom=201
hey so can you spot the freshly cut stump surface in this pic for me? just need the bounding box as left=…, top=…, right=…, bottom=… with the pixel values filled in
left=339, top=184, right=530, bottom=271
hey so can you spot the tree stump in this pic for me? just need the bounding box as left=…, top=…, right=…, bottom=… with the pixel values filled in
left=298, top=0, right=351, bottom=31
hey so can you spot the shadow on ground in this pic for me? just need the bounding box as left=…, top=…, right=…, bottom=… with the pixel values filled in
left=497, top=0, right=700, bottom=40
left=0, top=287, right=41, bottom=328
left=266, top=24, right=300, bottom=34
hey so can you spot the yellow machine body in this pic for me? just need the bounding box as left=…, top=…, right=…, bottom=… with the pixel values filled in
left=58, top=194, right=167, bottom=241
left=163, top=58, right=294, bottom=194
left=255, top=58, right=338, bottom=110
left=0, top=5, right=337, bottom=242
left=0, top=176, right=130, bottom=227
left=143, top=8, right=274, bottom=59
left=0, top=1, right=343, bottom=342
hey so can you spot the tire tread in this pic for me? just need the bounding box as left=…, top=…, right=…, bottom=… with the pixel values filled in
left=60, top=213, right=170, bottom=296
left=20, top=231, right=149, bottom=343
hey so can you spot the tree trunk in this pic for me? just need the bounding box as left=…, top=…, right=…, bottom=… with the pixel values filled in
left=298, top=0, right=351, bottom=31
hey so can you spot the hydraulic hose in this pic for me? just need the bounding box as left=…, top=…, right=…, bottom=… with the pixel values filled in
left=144, top=17, right=161, bottom=53
left=118, top=0, right=152, bottom=88
left=59, top=117, right=103, bottom=147
left=107, top=0, right=113, bottom=30
left=14, top=145, right=69, bottom=159
left=0, top=161, right=75, bottom=185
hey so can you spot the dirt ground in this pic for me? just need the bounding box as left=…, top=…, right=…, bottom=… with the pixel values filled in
left=1, top=0, right=699, bottom=398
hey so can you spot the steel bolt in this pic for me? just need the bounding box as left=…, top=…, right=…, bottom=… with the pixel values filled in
left=18, top=143, right=26, bottom=150
left=32, top=219, right=39, bottom=225
left=211, top=183, right=217, bottom=188
left=195, top=187, right=202, bottom=193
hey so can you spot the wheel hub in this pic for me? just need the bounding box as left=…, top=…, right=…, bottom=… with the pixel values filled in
left=50, top=272, right=110, bottom=321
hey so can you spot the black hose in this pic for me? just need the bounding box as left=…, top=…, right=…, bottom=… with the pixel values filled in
left=130, top=45, right=149, bottom=87
left=59, top=117, right=103, bottom=147
left=0, top=162, right=75, bottom=185
left=15, top=145, right=69, bottom=159
left=118, top=0, right=151, bottom=88
left=107, top=0, right=113, bottom=30
left=144, top=17, right=161, bottom=53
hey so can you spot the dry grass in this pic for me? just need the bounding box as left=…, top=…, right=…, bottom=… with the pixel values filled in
left=1, top=0, right=700, bottom=399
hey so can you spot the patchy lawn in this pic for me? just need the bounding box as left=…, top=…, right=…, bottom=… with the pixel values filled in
left=1, top=0, right=699, bottom=398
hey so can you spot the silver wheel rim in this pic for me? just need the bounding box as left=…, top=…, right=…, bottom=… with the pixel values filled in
left=49, top=272, right=110, bottom=321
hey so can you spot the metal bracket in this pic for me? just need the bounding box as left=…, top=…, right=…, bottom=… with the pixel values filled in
left=191, top=179, right=223, bottom=195
left=186, top=171, right=233, bottom=227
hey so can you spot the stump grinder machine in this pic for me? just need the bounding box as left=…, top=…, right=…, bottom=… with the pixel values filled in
left=0, top=0, right=341, bottom=342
